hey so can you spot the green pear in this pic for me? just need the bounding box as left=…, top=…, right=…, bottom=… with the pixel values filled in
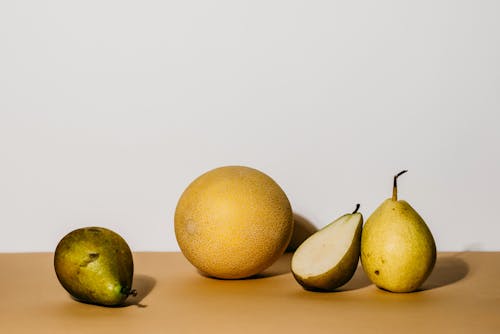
left=361, top=171, right=436, bottom=293
left=54, top=227, right=136, bottom=306
left=291, top=205, right=363, bottom=291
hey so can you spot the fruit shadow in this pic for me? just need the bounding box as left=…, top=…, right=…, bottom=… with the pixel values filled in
left=419, top=255, right=469, bottom=291
left=286, top=213, right=318, bottom=252
left=254, top=212, right=318, bottom=278
left=197, top=252, right=294, bottom=280
left=336, top=265, right=372, bottom=291
left=123, top=274, right=156, bottom=307
left=254, top=252, right=293, bottom=278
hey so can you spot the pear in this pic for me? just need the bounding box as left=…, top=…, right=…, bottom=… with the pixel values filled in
left=54, top=227, right=136, bottom=306
left=361, top=171, right=436, bottom=293
left=291, top=205, right=363, bottom=291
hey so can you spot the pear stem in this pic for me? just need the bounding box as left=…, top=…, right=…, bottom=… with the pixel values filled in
left=392, top=170, right=408, bottom=201
left=352, top=203, right=360, bottom=214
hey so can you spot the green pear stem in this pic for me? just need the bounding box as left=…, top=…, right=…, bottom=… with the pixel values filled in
left=352, top=204, right=360, bottom=214
left=392, top=170, right=408, bottom=201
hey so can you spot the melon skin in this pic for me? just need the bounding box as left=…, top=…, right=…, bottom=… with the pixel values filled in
left=174, top=166, right=294, bottom=279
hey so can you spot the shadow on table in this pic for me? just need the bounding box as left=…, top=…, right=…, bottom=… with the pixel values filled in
left=124, top=274, right=156, bottom=307
left=336, top=265, right=372, bottom=291
left=420, top=255, right=469, bottom=291
left=302, top=254, right=469, bottom=293
left=286, top=213, right=318, bottom=252
left=257, top=212, right=317, bottom=278
left=255, top=252, right=293, bottom=278
left=196, top=252, right=294, bottom=280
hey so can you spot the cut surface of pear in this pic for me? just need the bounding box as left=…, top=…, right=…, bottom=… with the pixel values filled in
left=291, top=209, right=363, bottom=291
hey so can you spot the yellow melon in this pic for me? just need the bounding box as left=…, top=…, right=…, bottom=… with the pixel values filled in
left=174, top=166, right=293, bottom=279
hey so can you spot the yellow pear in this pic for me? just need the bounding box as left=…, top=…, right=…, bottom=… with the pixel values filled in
left=291, top=205, right=363, bottom=291
left=361, top=171, right=436, bottom=292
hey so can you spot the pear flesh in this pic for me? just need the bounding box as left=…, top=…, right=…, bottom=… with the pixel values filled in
left=361, top=171, right=436, bottom=293
left=291, top=211, right=363, bottom=291
left=54, top=227, right=135, bottom=306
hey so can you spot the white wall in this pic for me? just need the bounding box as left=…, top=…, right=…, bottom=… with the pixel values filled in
left=1, top=1, right=499, bottom=252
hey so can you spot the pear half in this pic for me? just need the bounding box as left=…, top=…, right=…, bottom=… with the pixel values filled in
left=291, top=206, right=363, bottom=291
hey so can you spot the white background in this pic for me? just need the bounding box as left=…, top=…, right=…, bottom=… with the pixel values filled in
left=1, top=1, right=499, bottom=252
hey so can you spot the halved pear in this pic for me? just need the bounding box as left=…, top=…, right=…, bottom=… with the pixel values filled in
left=291, top=205, right=363, bottom=291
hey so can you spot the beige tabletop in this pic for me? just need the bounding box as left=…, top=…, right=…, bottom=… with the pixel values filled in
left=0, top=252, right=498, bottom=333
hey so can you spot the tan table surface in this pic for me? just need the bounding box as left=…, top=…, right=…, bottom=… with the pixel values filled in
left=0, top=252, right=498, bottom=333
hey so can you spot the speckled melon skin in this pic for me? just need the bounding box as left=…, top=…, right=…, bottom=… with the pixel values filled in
left=175, top=166, right=294, bottom=279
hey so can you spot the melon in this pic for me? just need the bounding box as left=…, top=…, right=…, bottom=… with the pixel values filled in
left=174, top=166, right=293, bottom=279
